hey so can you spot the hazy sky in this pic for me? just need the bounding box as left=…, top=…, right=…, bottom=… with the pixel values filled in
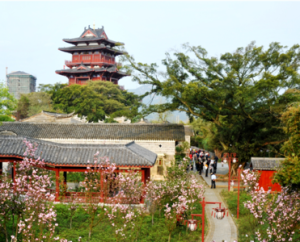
left=1, top=1, right=299, bottom=90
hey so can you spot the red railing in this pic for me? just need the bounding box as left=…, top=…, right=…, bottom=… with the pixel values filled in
left=65, top=60, right=121, bottom=66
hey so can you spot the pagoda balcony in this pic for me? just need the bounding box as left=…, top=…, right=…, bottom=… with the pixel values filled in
left=65, top=60, right=121, bottom=67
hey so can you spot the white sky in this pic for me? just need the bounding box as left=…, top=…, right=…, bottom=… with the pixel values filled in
left=0, top=1, right=299, bottom=90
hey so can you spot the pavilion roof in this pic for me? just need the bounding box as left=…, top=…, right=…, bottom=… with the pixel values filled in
left=56, top=65, right=128, bottom=76
left=251, top=157, right=285, bottom=170
left=58, top=45, right=126, bottom=55
left=63, top=37, right=122, bottom=46
left=0, top=122, right=187, bottom=141
left=0, top=136, right=157, bottom=167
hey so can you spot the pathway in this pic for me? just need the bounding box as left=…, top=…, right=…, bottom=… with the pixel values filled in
left=200, top=164, right=238, bottom=242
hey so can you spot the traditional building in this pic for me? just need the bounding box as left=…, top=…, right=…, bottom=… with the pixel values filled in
left=0, top=122, right=192, bottom=180
left=56, top=25, right=128, bottom=85
left=0, top=136, right=156, bottom=202
left=7, top=71, right=36, bottom=99
left=251, top=157, right=284, bottom=192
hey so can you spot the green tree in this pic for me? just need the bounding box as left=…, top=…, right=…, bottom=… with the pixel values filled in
left=126, top=42, right=300, bottom=164
left=17, top=92, right=54, bottom=119
left=0, top=83, right=17, bottom=120
left=52, top=81, right=142, bottom=122
left=274, top=99, right=300, bottom=191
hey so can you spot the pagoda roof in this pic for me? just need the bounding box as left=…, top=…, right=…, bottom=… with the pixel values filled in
left=56, top=64, right=128, bottom=76
left=58, top=45, right=126, bottom=56
left=63, top=26, right=124, bottom=47
left=63, top=37, right=122, bottom=46
left=80, top=26, right=106, bottom=39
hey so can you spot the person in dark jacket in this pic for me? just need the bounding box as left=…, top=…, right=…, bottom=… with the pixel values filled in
left=205, top=158, right=211, bottom=177
left=214, top=156, right=219, bottom=173
left=199, top=159, right=203, bottom=175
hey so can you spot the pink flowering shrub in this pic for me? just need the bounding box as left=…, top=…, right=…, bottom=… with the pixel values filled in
left=80, top=152, right=118, bottom=240
left=0, top=140, right=60, bottom=242
left=242, top=169, right=300, bottom=241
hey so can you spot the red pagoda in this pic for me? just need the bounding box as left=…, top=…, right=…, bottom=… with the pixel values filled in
left=56, top=25, right=128, bottom=85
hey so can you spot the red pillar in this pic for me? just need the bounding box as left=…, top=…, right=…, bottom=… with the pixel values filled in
left=141, top=169, right=145, bottom=185
left=202, top=198, right=205, bottom=242
left=55, top=168, right=60, bottom=202
left=0, top=162, right=2, bottom=183
left=140, top=169, right=146, bottom=204
left=13, top=162, right=16, bottom=192
left=228, top=157, right=231, bottom=192
left=100, top=170, right=104, bottom=203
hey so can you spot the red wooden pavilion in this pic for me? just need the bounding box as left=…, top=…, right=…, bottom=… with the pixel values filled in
left=0, top=136, right=155, bottom=203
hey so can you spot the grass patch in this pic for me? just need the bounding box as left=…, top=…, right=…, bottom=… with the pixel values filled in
left=52, top=202, right=208, bottom=242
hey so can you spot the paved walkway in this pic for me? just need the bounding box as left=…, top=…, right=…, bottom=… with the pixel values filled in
left=200, top=164, right=238, bottom=242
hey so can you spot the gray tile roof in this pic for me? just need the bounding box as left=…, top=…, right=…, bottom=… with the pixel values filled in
left=42, top=111, right=75, bottom=118
left=184, top=126, right=194, bottom=136
left=251, top=157, right=285, bottom=170
left=63, top=37, right=121, bottom=46
left=56, top=65, right=128, bottom=77
left=58, top=45, right=125, bottom=56
left=0, top=136, right=157, bottom=167
left=0, top=122, right=186, bottom=141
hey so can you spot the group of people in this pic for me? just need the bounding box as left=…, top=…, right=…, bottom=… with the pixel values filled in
left=189, top=149, right=218, bottom=189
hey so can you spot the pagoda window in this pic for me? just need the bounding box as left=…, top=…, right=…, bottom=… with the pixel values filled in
left=78, top=43, right=87, bottom=46
left=89, top=42, right=98, bottom=46
left=89, top=51, right=93, bottom=54
left=95, top=51, right=99, bottom=54
left=74, top=52, right=78, bottom=55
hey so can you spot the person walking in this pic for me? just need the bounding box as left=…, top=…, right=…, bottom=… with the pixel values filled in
left=214, top=155, right=219, bottom=173
left=211, top=172, right=217, bottom=189
left=199, top=159, right=203, bottom=175
left=205, top=158, right=211, bottom=177
left=210, top=159, right=215, bottom=174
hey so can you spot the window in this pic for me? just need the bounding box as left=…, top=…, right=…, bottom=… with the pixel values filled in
left=157, top=166, right=164, bottom=176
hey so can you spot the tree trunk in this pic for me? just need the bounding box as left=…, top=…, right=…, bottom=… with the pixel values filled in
left=168, top=232, right=171, bottom=242
left=89, top=229, right=92, bottom=241
left=152, top=214, right=154, bottom=225
left=15, top=215, right=20, bottom=239
left=4, top=222, right=8, bottom=242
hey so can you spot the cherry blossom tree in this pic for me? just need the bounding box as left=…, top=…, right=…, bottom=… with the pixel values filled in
left=242, top=169, right=300, bottom=241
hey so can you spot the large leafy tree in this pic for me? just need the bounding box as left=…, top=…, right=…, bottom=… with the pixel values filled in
left=274, top=99, right=300, bottom=191
left=125, top=42, right=300, bottom=164
left=0, top=83, right=17, bottom=121
left=16, top=92, right=55, bottom=119
left=52, top=81, right=142, bottom=122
